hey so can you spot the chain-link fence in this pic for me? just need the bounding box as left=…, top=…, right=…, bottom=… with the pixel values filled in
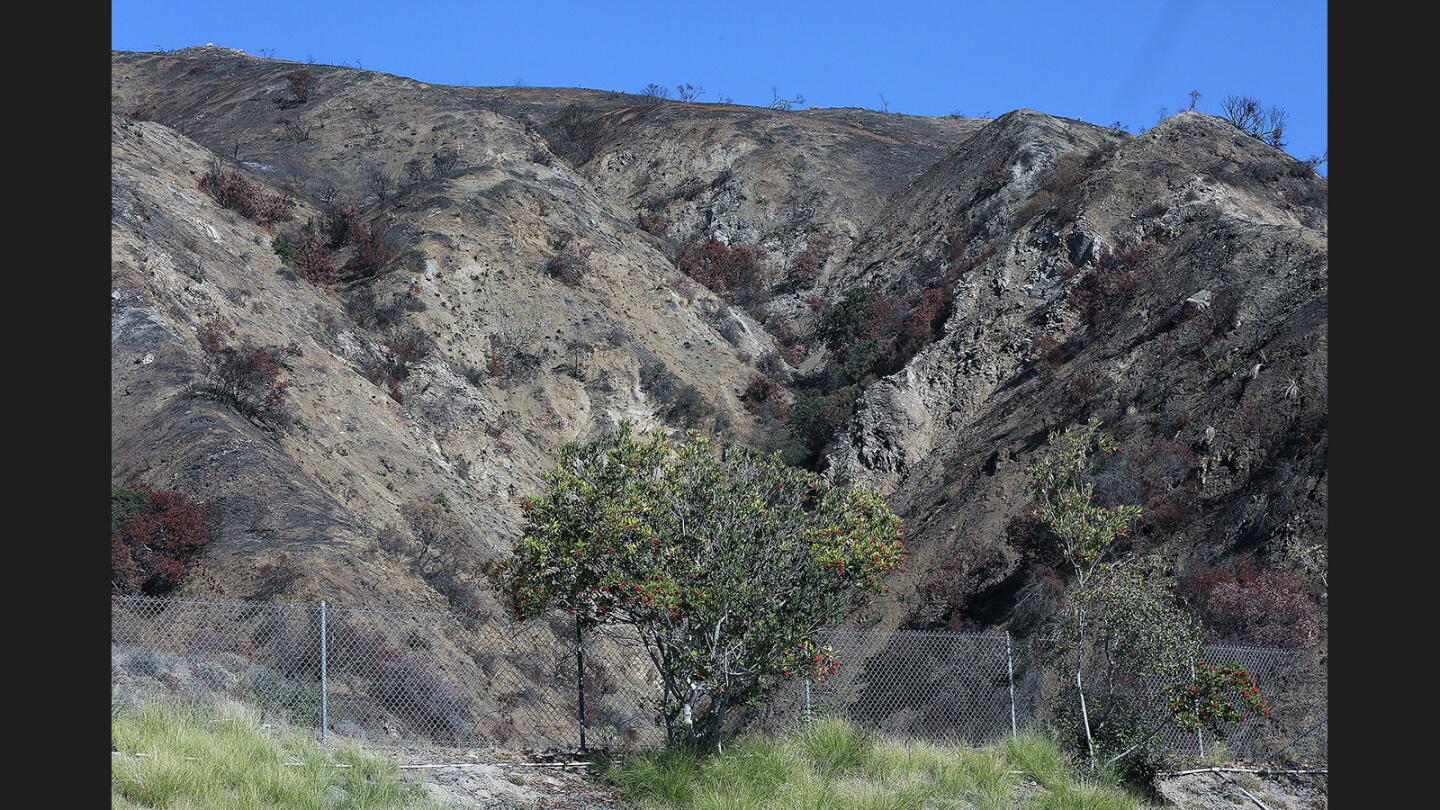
left=112, top=595, right=1325, bottom=762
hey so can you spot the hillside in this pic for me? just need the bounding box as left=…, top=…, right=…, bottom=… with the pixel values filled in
left=111, top=45, right=1327, bottom=692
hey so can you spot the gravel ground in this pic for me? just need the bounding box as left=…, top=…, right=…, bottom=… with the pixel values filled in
left=1156, top=768, right=1327, bottom=809
left=375, top=744, right=629, bottom=809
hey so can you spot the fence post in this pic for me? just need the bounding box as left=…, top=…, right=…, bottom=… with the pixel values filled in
left=575, top=618, right=588, bottom=752
left=1192, top=661, right=1205, bottom=758
left=1006, top=631, right=1017, bottom=739
left=804, top=678, right=813, bottom=723
left=318, top=600, right=328, bottom=743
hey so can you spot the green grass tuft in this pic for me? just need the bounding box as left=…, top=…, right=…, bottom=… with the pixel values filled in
left=110, top=701, right=442, bottom=809
left=1001, top=731, right=1072, bottom=788
left=792, top=716, right=872, bottom=776
left=609, top=719, right=1144, bottom=810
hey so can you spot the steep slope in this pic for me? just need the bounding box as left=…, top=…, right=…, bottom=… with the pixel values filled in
left=112, top=48, right=1327, bottom=749
left=825, top=111, right=1327, bottom=634
left=111, top=51, right=781, bottom=613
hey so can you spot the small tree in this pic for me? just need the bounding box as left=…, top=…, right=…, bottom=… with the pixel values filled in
left=767, top=87, right=805, bottom=111
left=430, top=147, right=461, bottom=178
left=640, top=83, right=671, bottom=101
left=1058, top=557, right=1203, bottom=769
left=675, top=83, right=704, bottom=102
left=487, top=424, right=904, bottom=751
left=1219, top=95, right=1288, bottom=148
left=1030, top=419, right=1139, bottom=770
left=1031, top=421, right=1266, bottom=772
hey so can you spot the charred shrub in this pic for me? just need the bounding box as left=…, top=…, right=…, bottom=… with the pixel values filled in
left=112, top=483, right=214, bottom=595
left=321, top=199, right=363, bottom=249
left=787, top=231, right=833, bottom=287
left=362, top=326, right=434, bottom=403
left=1067, top=239, right=1158, bottom=329
left=544, top=240, right=595, bottom=287
left=677, top=237, right=768, bottom=306
left=539, top=104, right=607, bottom=165
left=917, top=539, right=1010, bottom=630
left=197, top=318, right=292, bottom=425
left=485, top=331, right=542, bottom=385
left=638, top=210, right=670, bottom=237
left=640, top=360, right=716, bottom=429
left=1063, top=373, right=1100, bottom=414
left=282, top=68, right=313, bottom=106
left=371, top=655, right=477, bottom=742
left=1181, top=558, right=1325, bottom=647
left=198, top=161, right=294, bottom=227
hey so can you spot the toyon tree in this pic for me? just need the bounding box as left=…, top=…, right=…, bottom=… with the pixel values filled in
left=1031, top=420, right=1266, bottom=772
left=487, top=423, right=904, bottom=750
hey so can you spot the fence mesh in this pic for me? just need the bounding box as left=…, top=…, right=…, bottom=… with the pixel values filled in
left=111, top=595, right=1325, bottom=762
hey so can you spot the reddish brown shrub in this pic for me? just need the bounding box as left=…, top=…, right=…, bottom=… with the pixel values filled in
left=544, top=241, right=595, bottom=287
left=111, top=483, right=214, bottom=594
left=291, top=232, right=337, bottom=283
left=777, top=342, right=809, bottom=366
left=1138, top=493, right=1194, bottom=536
left=896, top=284, right=952, bottom=359
left=1182, top=558, right=1326, bottom=648
left=677, top=237, right=767, bottom=303
left=1137, top=439, right=1196, bottom=494
left=198, top=162, right=294, bottom=227
left=1032, top=334, right=1065, bottom=368
left=322, top=199, right=364, bottom=249
left=789, top=232, right=833, bottom=286
left=638, top=210, right=670, bottom=237
left=1064, top=373, right=1099, bottom=412
left=343, top=221, right=397, bottom=277
left=1067, top=240, right=1158, bottom=328
left=285, top=68, right=313, bottom=105
left=740, top=373, right=789, bottom=421
left=198, top=318, right=292, bottom=423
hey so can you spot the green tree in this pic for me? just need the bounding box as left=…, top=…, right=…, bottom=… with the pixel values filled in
left=1032, top=420, right=1266, bottom=773
left=1060, top=558, right=1202, bottom=769
left=487, top=423, right=904, bottom=750
left=1030, top=419, right=1139, bottom=770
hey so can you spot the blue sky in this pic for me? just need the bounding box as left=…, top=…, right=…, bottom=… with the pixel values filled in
left=113, top=0, right=1327, bottom=168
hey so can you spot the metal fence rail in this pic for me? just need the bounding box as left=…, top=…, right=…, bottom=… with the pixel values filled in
left=111, top=595, right=1325, bottom=762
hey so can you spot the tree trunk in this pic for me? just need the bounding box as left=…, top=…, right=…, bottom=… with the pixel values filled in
left=1074, top=567, right=1097, bottom=772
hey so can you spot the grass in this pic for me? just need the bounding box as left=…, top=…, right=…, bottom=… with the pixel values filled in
left=609, top=717, right=1147, bottom=810
left=111, top=702, right=443, bottom=809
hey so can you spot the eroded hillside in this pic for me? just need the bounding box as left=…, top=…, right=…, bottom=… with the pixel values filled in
left=112, top=47, right=1327, bottom=657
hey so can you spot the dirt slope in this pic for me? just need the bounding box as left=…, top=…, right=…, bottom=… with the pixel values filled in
left=112, top=46, right=1326, bottom=750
